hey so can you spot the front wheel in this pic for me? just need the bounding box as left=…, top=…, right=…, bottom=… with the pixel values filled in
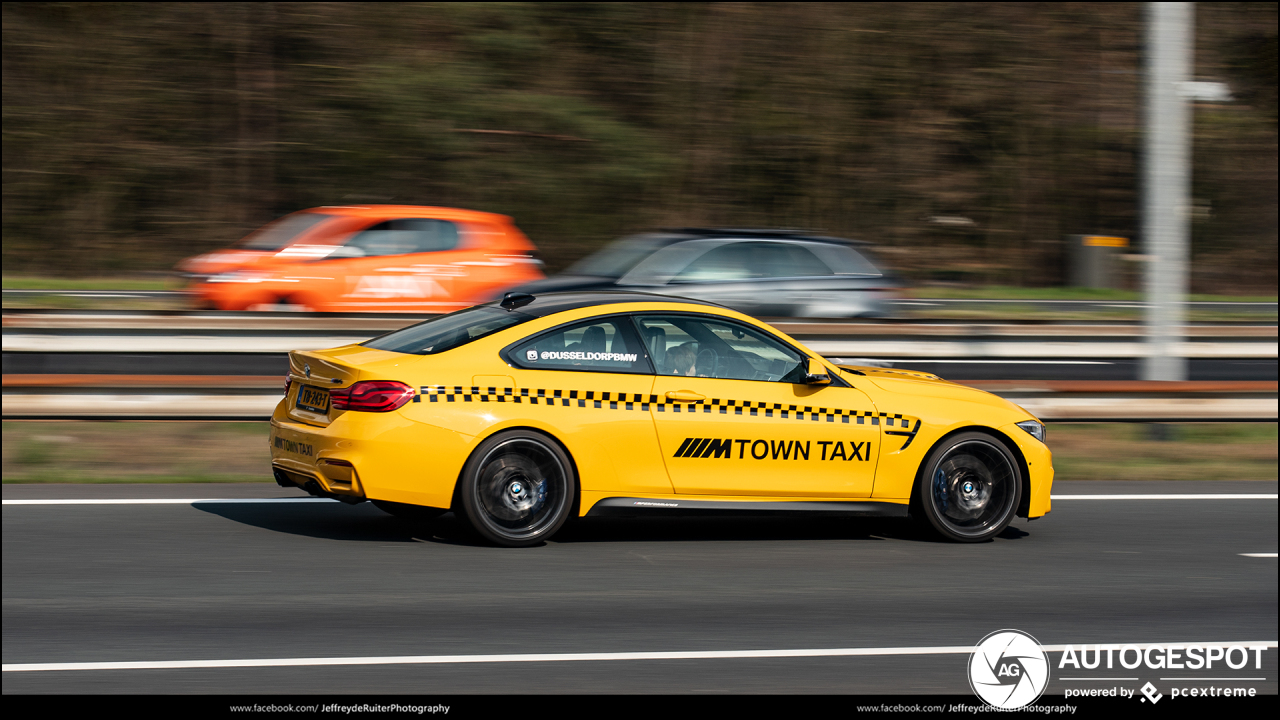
left=457, top=430, right=576, bottom=547
left=916, top=432, right=1021, bottom=542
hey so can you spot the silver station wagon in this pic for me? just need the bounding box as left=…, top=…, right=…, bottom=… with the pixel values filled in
left=511, top=228, right=902, bottom=319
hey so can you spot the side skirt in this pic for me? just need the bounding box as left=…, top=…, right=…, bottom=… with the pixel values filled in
left=586, top=497, right=909, bottom=518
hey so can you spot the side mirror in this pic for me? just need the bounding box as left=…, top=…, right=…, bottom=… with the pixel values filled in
left=500, top=292, right=536, bottom=311
left=803, top=358, right=831, bottom=385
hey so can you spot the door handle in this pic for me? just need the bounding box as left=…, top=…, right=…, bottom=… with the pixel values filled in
left=665, top=390, right=706, bottom=403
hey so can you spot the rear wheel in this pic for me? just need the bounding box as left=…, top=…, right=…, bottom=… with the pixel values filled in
left=916, top=432, right=1021, bottom=542
left=457, top=430, right=576, bottom=547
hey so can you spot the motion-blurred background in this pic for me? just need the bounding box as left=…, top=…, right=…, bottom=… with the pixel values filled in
left=2, top=3, right=1275, bottom=482
left=3, top=2, right=1276, bottom=290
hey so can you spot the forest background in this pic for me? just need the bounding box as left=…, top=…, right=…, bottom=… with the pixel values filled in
left=3, top=3, right=1276, bottom=291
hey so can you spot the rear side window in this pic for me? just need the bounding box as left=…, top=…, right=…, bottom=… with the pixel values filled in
left=342, top=219, right=461, bottom=257
left=507, top=317, right=652, bottom=374
left=363, top=306, right=530, bottom=355
left=817, top=244, right=883, bottom=276
left=673, top=241, right=833, bottom=282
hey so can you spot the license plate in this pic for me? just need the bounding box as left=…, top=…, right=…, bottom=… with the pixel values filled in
left=295, top=384, right=331, bottom=414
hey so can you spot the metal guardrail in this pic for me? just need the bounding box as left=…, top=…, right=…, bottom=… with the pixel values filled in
left=5, top=312, right=1274, bottom=358
left=4, top=313, right=1274, bottom=420
left=6, top=335, right=1275, bottom=358
left=3, top=376, right=1274, bottom=421
left=5, top=311, right=1276, bottom=334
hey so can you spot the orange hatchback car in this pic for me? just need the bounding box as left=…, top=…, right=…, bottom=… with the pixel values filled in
left=179, top=206, right=544, bottom=312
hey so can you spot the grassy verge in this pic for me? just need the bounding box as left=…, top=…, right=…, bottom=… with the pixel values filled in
left=908, top=308, right=1275, bottom=322
left=3, top=275, right=188, bottom=311
left=905, top=285, right=1276, bottom=321
left=1048, top=423, right=1277, bottom=482
left=911, top=285, right=1277, bottom=303
left=5, top=276, right=1273, bottom=319
left=2, top=275, right=180, bottom=291
left=3, top=421, right=271, bottom=483
left=1, top=295, right=187, bottom=311
left=3, top=420, right=1274, bottom=484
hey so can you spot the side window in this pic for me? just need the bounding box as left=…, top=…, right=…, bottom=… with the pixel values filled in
left=635, top=315, right=805, bottom=383
left=756, top=242, right=833, bottom=278
left=509, top=317, right=652, bottom=374
left=397, top=219, right=460, bottom=253
left=671, top=243, right=754, bottom=282
left=818, top=244, right=882, bottom=276
left=342, top=219, right=460, bottom=257
left=672, top=242, right=833, bottom=282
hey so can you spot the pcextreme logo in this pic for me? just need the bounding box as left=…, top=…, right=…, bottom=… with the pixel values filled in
left=969, top=629, right=1051, bottom=709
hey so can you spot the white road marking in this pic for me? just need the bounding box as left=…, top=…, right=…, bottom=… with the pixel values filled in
left=896, top=359, right=1112, bottom=364
left=1240, top=553, right=1278, bottom=558
left=4, top=495, right=1275, bottom=506
left=2, top=498, right=333, bottom=505
left=1051, top=494, right=1277, bottom=500
left=4, top=641, right=1275, bottom=673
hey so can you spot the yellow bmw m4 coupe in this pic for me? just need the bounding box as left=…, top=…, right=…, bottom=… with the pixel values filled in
left=270, top=292, right=1052, bottom=546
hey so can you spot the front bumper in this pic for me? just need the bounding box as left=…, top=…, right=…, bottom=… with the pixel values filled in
left=1001, top=421, right=1053, bottom=518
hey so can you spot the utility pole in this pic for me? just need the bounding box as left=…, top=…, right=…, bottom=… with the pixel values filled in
left=1142, top=2, right=1192, bottom=382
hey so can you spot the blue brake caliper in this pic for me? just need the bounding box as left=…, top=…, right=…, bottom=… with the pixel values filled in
left=933, top=467, right=949, bottom=513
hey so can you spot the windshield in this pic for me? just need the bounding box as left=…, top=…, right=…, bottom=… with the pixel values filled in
left=565, top=236, right=669, bottom=277
left=362, top=305, right=532, bottom=355
left=239, top=212, right=334, bottom=251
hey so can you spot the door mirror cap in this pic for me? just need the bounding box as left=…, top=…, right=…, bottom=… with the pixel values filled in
left=803, top=358, right=831, bottom=385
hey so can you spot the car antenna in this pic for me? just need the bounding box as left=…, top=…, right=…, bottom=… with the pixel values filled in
left=500, top=292, right=535, bottom=311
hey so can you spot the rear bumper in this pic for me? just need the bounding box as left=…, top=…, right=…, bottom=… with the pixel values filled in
left=269, top=399, right=472, bottom=509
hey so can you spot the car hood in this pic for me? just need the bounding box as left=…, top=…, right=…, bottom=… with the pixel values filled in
left=834, top=364, right=1034, bottom=418
left=177, top=250, right=277, bottom=276
left=179, top=243, right=350, bottom=278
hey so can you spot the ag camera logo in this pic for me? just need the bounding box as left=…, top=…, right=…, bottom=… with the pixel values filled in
left=969, top=629, right=1050, bottom=709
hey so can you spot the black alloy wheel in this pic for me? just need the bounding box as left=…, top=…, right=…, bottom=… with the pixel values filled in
left=917, top=432, right=1022, bottom=542
left=458, top=430, right=576, bottom=547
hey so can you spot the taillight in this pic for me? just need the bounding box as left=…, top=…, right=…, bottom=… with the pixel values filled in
left=330, top=381, right=416, bottom=412
left=284, top=373, right=292, bottom=396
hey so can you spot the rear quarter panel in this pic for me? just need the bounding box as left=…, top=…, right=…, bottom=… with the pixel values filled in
left=393, top=314, right=671, bottom=508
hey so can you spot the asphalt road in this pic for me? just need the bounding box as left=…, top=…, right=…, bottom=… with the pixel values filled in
left=3, top=480, right=1275, bottom=695
left=5, top=352, right=1277, bottom=381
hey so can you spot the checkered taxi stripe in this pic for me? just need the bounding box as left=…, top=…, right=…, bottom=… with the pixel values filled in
left=417, top=385, right=919, bottom=430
